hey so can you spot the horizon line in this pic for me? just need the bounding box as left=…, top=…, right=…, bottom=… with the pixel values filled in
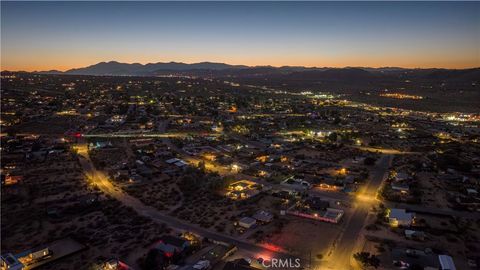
left=3, top=60, right=480, bottom=73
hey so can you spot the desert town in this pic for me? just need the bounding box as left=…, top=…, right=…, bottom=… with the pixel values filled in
left=2, top=72, right=480, bottom=270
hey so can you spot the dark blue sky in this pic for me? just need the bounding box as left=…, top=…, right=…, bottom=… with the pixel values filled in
left=2, top=1, right=479, bottom=70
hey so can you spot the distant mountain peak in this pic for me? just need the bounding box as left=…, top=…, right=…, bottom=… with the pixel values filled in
left=26, top=61, right=478, bottom=82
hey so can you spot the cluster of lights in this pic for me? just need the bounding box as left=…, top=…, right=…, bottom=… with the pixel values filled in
left=56, top=110, right=78, bottom=116
left=379, top=93, right=423, bottom=100
left=443, top=113, right=480, bottom=122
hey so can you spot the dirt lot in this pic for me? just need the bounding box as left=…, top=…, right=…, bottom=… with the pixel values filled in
left=416, top=172, right=451, bottom=209
left=6, top=115, right=83, bottom=135
left=1, top=151, right=167, bottom=269
left=265, top=218, right=343, bottom=262
left=288, top=146, right=364, bottom=163
left=359, top=209, right=480, bottom=270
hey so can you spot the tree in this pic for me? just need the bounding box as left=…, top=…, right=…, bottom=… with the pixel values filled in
left=353, top=252, right=380, bottom=269
left=354, top=252, right=370, bottom=267
left=328, top=132, right=338, bottom=142
left=333, top=117, right=341, bottom=125
left=369, top=255, right=380, bottom=269
left=364, top=157, right=377, bottom=166
left=142, top=249, right=166, bottom=270
left=198, top=161, right=206, bottom=172
left=139, top=116, right=149, bottom=124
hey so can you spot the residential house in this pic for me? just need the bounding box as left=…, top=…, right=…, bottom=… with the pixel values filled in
left=253, top=210, right=273, bottom=224
left=154, top=235, right=190, bottom=258
left=238, top=217, right=256, bottom=229
left=405, top=230, right=426, bottom=241
left=391, top=182, right=410, bottom=194
left=0, top=253, right=24, bottom=270
left=388, top=208, right=415, bottom=227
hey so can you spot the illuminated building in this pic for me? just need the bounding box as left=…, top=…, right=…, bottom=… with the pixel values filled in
left=387, top=208, right=415, bottom=227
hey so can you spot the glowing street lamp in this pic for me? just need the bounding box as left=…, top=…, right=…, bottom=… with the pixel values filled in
left=231, top=164, right=240, bottom=172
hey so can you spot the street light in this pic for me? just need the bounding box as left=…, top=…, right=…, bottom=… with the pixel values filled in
left=232, top=164, right=240, bottom=172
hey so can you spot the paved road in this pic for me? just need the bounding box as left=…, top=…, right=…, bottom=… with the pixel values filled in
left=348, top=145, right=420, bottom=155
left=308, top=175, right=480, bottom=219
left=75, top=144, right=301, bottom=266
left=324, top=155, right=393, bottom=270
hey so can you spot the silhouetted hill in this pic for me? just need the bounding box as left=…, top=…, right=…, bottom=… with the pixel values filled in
left=36, top=69, right=65, bottom=75
left=287, top=68, right=378, bottom=82
left=28, top=61, right=478, bottom=86
left=66, top=61, right=145, bottom=75
left=64, top=61, right=248, bottom=76
left=424, top=68, right=480, bottom=81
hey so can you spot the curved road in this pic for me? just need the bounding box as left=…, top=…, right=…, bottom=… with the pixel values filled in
left=75, top=144, right=300, bottom=267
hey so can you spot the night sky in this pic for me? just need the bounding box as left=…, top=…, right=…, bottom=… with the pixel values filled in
left=1, top=1, right=479, bottom=71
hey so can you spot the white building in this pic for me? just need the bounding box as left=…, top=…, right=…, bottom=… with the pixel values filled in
left=238, top=217, right=256, bottom=229
left=438, top=255, right=456, bottom=270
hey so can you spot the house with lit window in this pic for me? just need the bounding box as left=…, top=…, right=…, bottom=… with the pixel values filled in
left=153, top=235, right=189, bottom=258
left=391, top=182, right=410, bottom=194
left=387, top=208, right=415, bottom=227
left=1, top=253, right=24, bottom=270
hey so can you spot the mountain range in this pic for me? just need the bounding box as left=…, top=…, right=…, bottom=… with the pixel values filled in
left=5, top=61, right=480, bottom=83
